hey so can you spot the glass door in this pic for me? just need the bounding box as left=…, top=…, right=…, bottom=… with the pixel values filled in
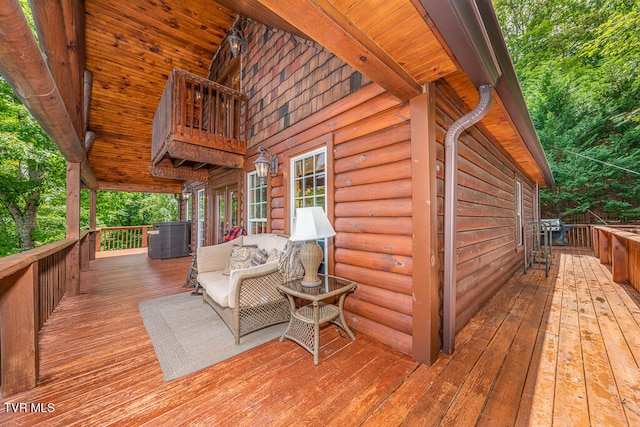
left=215, top=185, right=239, bottom=244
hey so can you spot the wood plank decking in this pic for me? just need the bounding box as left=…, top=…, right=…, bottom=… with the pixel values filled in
left=1, top=248, right=639, bottom=426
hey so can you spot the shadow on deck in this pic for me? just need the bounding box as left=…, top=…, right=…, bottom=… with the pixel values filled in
left=2, top=248, right=639, bottom=425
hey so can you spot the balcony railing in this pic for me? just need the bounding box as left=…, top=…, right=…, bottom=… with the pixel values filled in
left=97, top=225, right=152, bottom=251
left=152, top=68, right=247, bottom=170
left=592, top=226, right=640, bottom=293
left=0, top=231, right=95, bottom=397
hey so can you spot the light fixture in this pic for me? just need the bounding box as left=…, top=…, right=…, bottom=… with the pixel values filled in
left=289, top=206, right=336, bottom=287
left=227, top=26, right=247, bottom=58
left=253, top=146, right=278, bottom=183
left=181, top=188, right=191, bottom=200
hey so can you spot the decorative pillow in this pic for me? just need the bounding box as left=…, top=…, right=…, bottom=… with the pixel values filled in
left=223, top=245, right=259, bottom=275
left=266, top=248, right=280, bottom=263
left=249, top=248, right=269, bottom=267
left=278, top=240, right=305, bottom=283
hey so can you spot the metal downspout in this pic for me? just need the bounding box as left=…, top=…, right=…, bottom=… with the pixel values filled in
left=443, top=84, right=494, bottom=354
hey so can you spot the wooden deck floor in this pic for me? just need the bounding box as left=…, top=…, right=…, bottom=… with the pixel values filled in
left=2, top=248, right=639, bottom=426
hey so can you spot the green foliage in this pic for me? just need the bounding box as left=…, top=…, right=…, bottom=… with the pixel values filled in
left=494, top=0, right=640, bottom=221
left=0, top=1, right=179, bottom=257
left=84, top=191, right=178, bottom=228
left=0, top=75, right=66, bottom=251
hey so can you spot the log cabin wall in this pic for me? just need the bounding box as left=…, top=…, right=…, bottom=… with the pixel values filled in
left=205, top=19, right=540, bottom=358
left=435, top=82, right=536, bottom=332
left=247, top=84, right=414, bottom=355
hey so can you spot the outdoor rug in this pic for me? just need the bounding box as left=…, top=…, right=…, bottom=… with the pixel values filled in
left=139, top=292, right=287, bottom=381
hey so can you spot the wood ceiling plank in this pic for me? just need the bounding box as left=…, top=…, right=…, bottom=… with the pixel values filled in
left=83, top=0, right=236, bottom=189
left=347, top=0, right=414, bottom=34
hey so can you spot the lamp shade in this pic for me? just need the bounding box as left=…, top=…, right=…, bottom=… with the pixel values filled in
left=290, top=207, right=336, bottom=241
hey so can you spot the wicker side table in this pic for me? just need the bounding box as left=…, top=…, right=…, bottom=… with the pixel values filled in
left=277, top=275, right=357, bottom=365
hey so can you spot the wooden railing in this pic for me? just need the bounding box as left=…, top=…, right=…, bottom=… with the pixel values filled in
left=592, top=226, right=640, bottom=292
left=0, top=231, right=94, bottom=397
left=97, top=225, right=152, bottom=251
left=152, top=68, right=247, bottom=168
left=565, top=224, right=592, bottom=247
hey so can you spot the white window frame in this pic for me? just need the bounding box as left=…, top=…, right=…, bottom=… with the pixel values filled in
left=247, top=171, right=267, bottom=234
left=516, top=181, right=523, bottom=247
left=289, top=146, right=326, bottom=218
left=290, top=147, right=328, bottom=273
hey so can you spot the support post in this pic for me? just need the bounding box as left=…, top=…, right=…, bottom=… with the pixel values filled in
left=611, top=234, right=628, bottom=283
left=410, top=84, right=440, bottom=364
left=598, top=230, right=610, bottom=264
left=66, top=162, right=81, bottom=295
left=0, top=265, right=39, bottom=396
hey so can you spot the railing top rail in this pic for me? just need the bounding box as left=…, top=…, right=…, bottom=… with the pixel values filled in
left=98, top=225, right=153, bottom=231
left=172, top=67, right=247, bottom=100
left=0, top=238, right=77, bottom=281
left=594, top=226, right=640, bottom=242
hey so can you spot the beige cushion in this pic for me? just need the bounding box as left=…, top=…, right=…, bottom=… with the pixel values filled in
left=244, top=234, right=289, bottom=252
left=197, top=237, right=242, bottom=273
left=223, top=245, right=259, bottom=275
left=198, top=271, right=231, bottom=307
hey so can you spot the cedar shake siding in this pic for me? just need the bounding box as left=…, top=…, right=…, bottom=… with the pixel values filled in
left=224, top=21, right=371, bottom=148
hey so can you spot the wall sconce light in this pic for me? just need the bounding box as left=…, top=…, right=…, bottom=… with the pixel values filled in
left=253, top=146, right=278, bottom=183
left=227, top=26, right=247, bottom=58
left=181, top=188, right=191, bottom=200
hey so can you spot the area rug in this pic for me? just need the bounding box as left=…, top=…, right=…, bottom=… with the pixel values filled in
left=139, top=292, right=287, bottom=381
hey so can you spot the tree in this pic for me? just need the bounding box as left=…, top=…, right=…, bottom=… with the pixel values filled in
left=494, top=0, right=640, bottom=221
left=0, top=76, right=66, bottom=252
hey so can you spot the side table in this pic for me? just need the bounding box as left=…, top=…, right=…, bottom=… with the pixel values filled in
left=277, top=275, right=357, bottom=365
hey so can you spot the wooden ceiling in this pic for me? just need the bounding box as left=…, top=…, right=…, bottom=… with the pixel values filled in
left=78, top=0, right=550, bottom=192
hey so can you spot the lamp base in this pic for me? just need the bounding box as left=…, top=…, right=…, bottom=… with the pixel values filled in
left=299, top=240, right=323, bottom=287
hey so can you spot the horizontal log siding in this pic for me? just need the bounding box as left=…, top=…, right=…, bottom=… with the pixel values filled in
left=333, top=105, right=413, bottom=354
left=256, top=84, right=413, bottom=354
left=436, top=82, right=536, bottom=332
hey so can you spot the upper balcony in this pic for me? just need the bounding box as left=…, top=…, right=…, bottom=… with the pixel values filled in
left=151, top=68, right=248, bottom=180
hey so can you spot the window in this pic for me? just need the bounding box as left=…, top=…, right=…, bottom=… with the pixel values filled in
left=291, top=147, right=326, bottom=213
left=516, top=181, right=523, bottom=246
left=247, top=171, right=267, bottom=234
left=290, top=147, right=328, bottom=273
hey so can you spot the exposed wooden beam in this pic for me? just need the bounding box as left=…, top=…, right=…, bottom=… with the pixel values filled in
left=148, top=165, right=209, bottom=182
left=84, top=131, right=95, bottom=152
left=83, top=70, right=92, bottom=135
left=30, top=0, right=80, bottom=136
left=165, top=140, right=244, bottom=169
left=254, top=0, right=423, bottom=101
left=192, top=162, right=208, bottom=171
left=0, top=0, right=97, bottom=189
left=96, top=181, right=182, bottom=194
left=172, top=158, right=188, bottom=168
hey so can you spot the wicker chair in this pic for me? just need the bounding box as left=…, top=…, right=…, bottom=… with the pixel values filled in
left=197, top=234, right=291, bottom=344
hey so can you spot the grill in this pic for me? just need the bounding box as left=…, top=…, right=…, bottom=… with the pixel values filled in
left=540, top=218, right=562, bottom=231
left=541, top=218, right=572, bottom=245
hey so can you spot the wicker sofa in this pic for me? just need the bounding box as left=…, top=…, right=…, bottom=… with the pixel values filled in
left=196, top=234, right=291, bottom=344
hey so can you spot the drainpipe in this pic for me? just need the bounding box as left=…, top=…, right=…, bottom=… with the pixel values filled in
left=443, top=84, right=494, bottom=354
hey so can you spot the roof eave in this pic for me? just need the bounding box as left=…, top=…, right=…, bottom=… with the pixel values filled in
left=420, top=0, right=554, bottom=187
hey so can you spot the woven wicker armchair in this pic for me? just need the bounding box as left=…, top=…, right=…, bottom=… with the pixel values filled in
left=197, top=234, right=291, bottom=344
